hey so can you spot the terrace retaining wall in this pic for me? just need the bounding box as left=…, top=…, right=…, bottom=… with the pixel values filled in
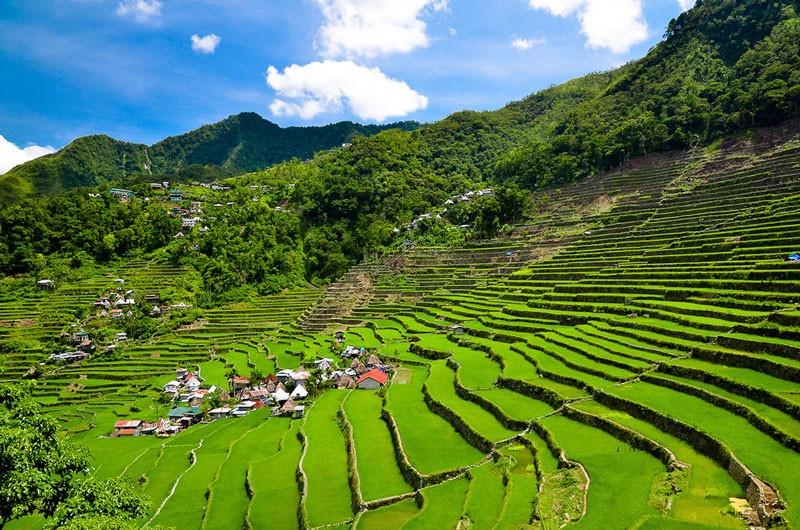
left=594, top=390, right=784, bottom=526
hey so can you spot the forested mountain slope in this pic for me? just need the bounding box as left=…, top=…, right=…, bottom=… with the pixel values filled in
left=1, top=0, right=799, bottom=297
left=0, top=114, right=419, bottom=202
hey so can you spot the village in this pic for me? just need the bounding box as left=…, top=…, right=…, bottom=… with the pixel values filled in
left=110, top=331, right=392, bottom=438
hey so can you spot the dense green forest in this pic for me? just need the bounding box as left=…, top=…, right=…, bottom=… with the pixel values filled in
left=495, top=0, right=800, bottom=187
left=0, top=114, right=419, bottom=202
left=1, top=0, right=799, bottom=303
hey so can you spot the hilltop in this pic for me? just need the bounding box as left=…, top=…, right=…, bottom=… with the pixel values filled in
left=0, top=113, right=420, bottom=202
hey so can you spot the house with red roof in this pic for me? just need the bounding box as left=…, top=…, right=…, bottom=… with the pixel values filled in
left=356, top=369, right=388, bottom=390
left=113, top=420, right=142, bottom=436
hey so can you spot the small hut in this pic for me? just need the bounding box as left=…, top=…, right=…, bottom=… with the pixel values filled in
left=337, top=373, right=356, bottom=390
left=354, top=362, right=368, bottom=376
left=280, top=398, right=298, bottom=416
left=36, top=279, right=55, bottom=291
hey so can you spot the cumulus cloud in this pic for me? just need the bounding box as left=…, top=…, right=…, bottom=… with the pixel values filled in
left=266, top=61, right=428, bottom=121
left=512, top=37, right=546, bottom=50
left=315, top=0, right=448, bottom=59
left=116, top=0, right=162, bottom=24
left=0, top=135, right=56, bottom=175
left=191, top=34, right=221, bottom=54
left=678, top=0, right=694, bottom=10
left=528, top=0, right=648, bottom=54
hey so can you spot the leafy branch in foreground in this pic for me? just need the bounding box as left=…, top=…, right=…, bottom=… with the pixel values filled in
left=0, top=384, right=150, bottom=529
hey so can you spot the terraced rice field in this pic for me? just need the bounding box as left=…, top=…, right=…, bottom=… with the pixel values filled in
left=4, top=124, right=800, bottom=528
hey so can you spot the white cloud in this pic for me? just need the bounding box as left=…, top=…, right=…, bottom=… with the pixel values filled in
left=266, top=61, right=428, bottom=121
left=678, top=0, right=694, bottom=11
left=191, top=34, right=221, bottom=54
left=315, top=0, right=448, bottom=59
left=0, top=135, right=56, bottom=175
left=528, top=0, right=648, bottom=54
left=512, top=37, right=546, bottom=50
left=116, top=0, right=162, bottom=24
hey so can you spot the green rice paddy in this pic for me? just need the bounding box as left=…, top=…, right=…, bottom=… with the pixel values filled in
left=4, top=136, right=800, bottom=529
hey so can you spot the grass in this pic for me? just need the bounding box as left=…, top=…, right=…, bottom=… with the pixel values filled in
left=246, top=420, right=302, bottom=530
left=385, top=365, right=484, bottom=474
left=403, top=476, right=470, bottom=530
left=202, top=414, right=285, bottom=529
left=609, top=381, right=800, bottom=527
left=650, top=373, right=800, bottom=440
left=495, top=445, right=538, bottom=529
left=450, top=347, right=503, bottom=389
left=303, top=390, right=355, bottom=527
left=466, top=337, right=540, bottom=381
left=343, top=390, right=413, bottom=501
left=347, top=327, right=383, bottom=349
left=496, top=474, right=538, bottom=529
left=150, top=415, right=263, bottom=528
left=572, top=400, right=744, bottom=528
left=541, top=414, right=664, bottom=529
left=516, top=341, right=613, bottom=390
left=474, top=387, right=555, bottom=421
left=462, top=463, right=506, bottom=528
left=355, top=498, right=418, bottom=530
left=426, top=360, right=516, bottom=442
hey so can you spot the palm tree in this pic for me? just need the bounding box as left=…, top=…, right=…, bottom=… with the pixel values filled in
left=225, top=367, right=239, bottom=393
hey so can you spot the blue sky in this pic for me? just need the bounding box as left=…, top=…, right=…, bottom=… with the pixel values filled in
left=0, top=0, right=693, bottom=173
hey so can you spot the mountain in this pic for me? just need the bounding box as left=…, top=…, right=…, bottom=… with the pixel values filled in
left=1, top=0, right=799, bottom=288
left=0, top=113, right=420, bottom=202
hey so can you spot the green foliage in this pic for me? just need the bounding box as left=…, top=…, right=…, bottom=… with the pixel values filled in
left=0, top=113, right=420, bottom=203
left=0, top=383, right=90, bottom=526
left=0, top=385, right=149, bottom=530
left=495, top=0, right=800, bottom=188
left=44, top=478, right=150, bottom=530
left=0, top=188, right=179, bottom=276
left=0, top=135, right=150, bottom=200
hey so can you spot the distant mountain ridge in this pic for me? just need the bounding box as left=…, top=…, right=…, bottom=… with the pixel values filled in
left=0, top=113, right=420, bottom=201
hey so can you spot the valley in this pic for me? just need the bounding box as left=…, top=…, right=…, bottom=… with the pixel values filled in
left=3, top=121, right=800, bottom=529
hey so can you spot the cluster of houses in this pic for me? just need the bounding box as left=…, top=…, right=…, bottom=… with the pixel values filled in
left=93, top=287, right=189, bottom=319
left=110, top=188, right=135, bottom=201
left=199, top=183, right=231, bottom=192
left=331, top=331, right=392, bottom=389
left=93, top=288, right=137, bottom=320
left=167, top=191, right=210, bottom=236
left=444, top=187, right=494, bottom=205
left=36, top=279, right=55, bottom=290
left=406, top=188, right=494, bottom=231
left=332, top=343, right=391, bottom=390
left=112, top=348, right=393, bottom=437
left=48, top=330, right=95, bottom=363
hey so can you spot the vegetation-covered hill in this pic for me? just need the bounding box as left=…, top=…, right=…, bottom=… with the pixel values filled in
left=0, top=113, right=420, bottom=202
left=2, top=0, right=799, bottom=300
left=2, top=1, right=800, bottom=528
left=2, top=115, right=800, bottom=530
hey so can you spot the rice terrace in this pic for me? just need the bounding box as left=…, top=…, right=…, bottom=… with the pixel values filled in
left=2, top=0, right=800, bottom=529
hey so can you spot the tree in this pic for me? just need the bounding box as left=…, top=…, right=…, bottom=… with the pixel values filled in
left=0, top=383, right=89, bottom=528
left=249, top=368, right=264, bottom=385
left=225, top=367, right=240, bottom=392
left=0, top=384, right=149, bottom=529
left=44, top=478, right=150, bottom=530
